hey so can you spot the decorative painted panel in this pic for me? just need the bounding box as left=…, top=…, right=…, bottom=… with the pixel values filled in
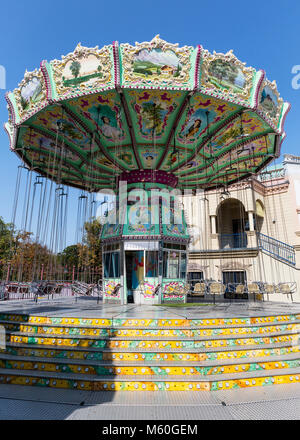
left=47, top=43, right=114, bottom=100
left=120, top=35, right=196, bottom=90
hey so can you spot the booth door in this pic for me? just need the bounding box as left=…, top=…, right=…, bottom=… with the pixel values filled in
left=125, top=251, right=144, bottom=303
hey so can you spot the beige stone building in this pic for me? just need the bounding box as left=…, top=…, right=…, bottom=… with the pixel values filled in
left=184, top=154, right=300, bottom=302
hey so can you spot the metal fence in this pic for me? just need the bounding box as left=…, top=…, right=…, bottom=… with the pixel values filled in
left=219, top=233, right=248, bottom=249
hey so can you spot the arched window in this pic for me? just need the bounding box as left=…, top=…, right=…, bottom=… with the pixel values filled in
left=217, top=198, right=248, bottom=249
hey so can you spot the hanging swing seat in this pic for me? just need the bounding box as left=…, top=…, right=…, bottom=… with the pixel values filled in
left=72, top=281, right=97, bottom=296
left=208, top=281, right=225, bottom=295
left=0, top=284, right=8, bottom=300
left=247, top=282, right=263, bottom=301
left=224, top=283, right=247, bottom=300
left=43, top=282, right=65, bottom=297
left=192, top=282, right=206, bottom=297
left=276, top=282, right=297, bottom=301
left=234, top=283, right=247, bottom=296
left=206, top=281, right=225, bottom=304
left=262, top=283, right=275, bottom=299
left=5, top=282, right=31, bottom=299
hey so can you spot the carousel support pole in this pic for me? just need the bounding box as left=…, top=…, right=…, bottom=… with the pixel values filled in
left=120, top=242, right=125, bottom=305
left=158, top=275, right=162, bottom=304
left=120, top=275, right=124, bottom=305
left=158, top=241, right=163, bottom=304
left=72, top=266, right=75, bottom=283
left=6, top=263, right=11, bottom=284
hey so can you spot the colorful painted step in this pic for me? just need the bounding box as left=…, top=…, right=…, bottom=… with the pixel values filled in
left=1, top=320, right=300, bottom=338
left=0, top=311, right=299, bottom=391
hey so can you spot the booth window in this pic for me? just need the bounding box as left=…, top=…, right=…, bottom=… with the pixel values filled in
left=145, top=251, right=158, bottom=277
left=163, top=248, right=187, bottom=279
left=104, top=251, right=120, bottom=278
left=180, top=253, right=187, bottom=279
left=169, top=251, right=179, bottom=278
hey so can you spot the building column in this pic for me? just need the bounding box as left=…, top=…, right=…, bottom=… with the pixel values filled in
left=247, top=210, right=257, bottom=248
left=248, top=211, right=255, bottom=232
left=210, top=215, right=217, bottom=235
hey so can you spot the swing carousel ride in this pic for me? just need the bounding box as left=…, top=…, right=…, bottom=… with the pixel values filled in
left=3, top=35, right=290, bottom=304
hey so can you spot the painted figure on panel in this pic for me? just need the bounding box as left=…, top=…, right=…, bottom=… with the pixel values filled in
left=90, top=104, right=124, bottom=142
left=178, top=108, right=216, bottom=144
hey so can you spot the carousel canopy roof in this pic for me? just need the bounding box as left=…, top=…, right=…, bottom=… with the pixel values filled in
left=4, top=35, right=290, bottom=191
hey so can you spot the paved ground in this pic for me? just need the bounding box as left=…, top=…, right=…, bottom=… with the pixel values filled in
left=0, top=296, right=299, bottom=320
left=0, top=382, right=299, bottom=420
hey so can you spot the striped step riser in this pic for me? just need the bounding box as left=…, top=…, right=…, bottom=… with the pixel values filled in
left=0, top=312, right=300, bottom=392
left=3, top=323, right=300, bottom=337
left=0, top=374, right=299, bottom=391
left=3, top=345, right=300, bottom=362
left=5, top=334, right=300, bottom=349
left=1, top=359, right=299, bottom=376
left=1, top=315, right=299, bottom=327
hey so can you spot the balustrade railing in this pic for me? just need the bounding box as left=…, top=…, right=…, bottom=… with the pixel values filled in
left=257, top=232, right=296, bottom=266
left=219, top=233, right=248, bottom=249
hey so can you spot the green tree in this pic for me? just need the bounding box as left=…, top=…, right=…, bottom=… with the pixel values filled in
left=76, top=219, right=103, bottom=282
left=70, top=61, right=81, bottom=78
left=10, top=230, right=54, bottom=281
left=209, top=59, right=238, bottom=84
left=173, top=64, right=182, bottom=77
left=141, top=102, right=164, bottom=133
left=0, top=217, right=14, bottom=279
left=79, top=219, right=102, bottom=266
left=58, top=244, right=79, bottom=267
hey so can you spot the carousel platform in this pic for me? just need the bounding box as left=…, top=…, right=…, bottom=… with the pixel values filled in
left=0, top=298, right=299, bottom=393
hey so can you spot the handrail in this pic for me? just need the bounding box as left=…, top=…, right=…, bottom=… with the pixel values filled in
left=257, top=232, right=296, bottom=266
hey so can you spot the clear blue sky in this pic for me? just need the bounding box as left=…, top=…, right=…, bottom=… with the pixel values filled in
left=0, top=0, right=299, bottom=245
